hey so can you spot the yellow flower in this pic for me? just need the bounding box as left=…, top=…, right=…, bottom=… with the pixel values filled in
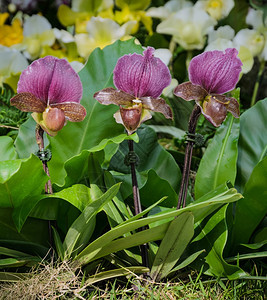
left=75, top=17, right=136, bottom=59
left=114, top=4, right=153, bottom=35
left=57, top=4, right=91, bottom=33
left=0, top=13, right=23, bottom=47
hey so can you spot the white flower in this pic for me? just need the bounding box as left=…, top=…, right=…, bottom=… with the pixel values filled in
left=69, top=61, right=84, bottom=73
left=54, top=28, right=75, bottom=44
left=146, top=0, right=192, bottom=20
left=234, top=29, right=265, bottom=58
left=163, top=78, right=178, bottom=97
left=0, top=45, right=28, bottom=86
left=75, top=17, right=136, bottom=59
left=195, top=0, right=234, bottom=20
left=18, top=15, right=55, bottom=60
left=246, top=8, right=266, bottom=30
left=207, top=25, right=235, bottom=43
left=205, top=26, right=253, bottom=74
left=154, top=48, right=172, bottom=66
left=156, top=6, right=216, bottom=50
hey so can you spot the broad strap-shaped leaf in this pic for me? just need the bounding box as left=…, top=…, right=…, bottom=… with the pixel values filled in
left=75, top=186, right=242, bottom=266
left=0, top=272, right=31, bottom=282
left=86, top=266, right=150, bottom=285
left=189, top=205, right=247, bottom=279
left=62, top=183, right=121, bottom=259
left=195, top=113, right=239, bottom=199
left=151, top=212, right=194, bottom=281
left=236, top=98, right=267, bottom=192
left=79, top=222, right=170, bottom=264
left=231, top=156, right=267, bottom=250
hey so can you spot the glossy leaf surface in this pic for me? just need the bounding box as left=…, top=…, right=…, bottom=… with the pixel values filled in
left=190, top=205, right=247, bottom=279
left=236, top=99, right=267, bottom=192
left=0, top=137, right=18, bottom=161
left=231, top=157, right=267, bottom=249
left=151, top=212, right=194, bottom=281
left=0, top=155, right=48, bottom=231
left=195, top=113, right=239, bottom=199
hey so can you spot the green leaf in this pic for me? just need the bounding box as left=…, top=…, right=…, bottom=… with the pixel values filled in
left=168, top=96, right=194, bottom=131
left=0, top=246, right=32, bottom=258
left=236, top=99, right=267, bottom=192
left=0, top=208, right=49, bottom=257
left=63, top=183, right=121, bottom=258
left=75, top=187, right=242, bottom=266
left=139, top=169, right=178, bottom=208
left=104, top=171, right=132, bottom=225
left=0, top=136, right=18, bottom=161
left=0, top=272, right=31, bottom=282
left=0, top=257, right=40, bottom=268
left=86, top=266, right=150, bottom=285
left=82, top=222, right=170, bottom=264
left=195, top=114, right=239, bottom=199
left=47, top=39, right=143, bottom=186
left=148, top=125, right=186, bottom=139
left=52, top=227, right=65, bottom=261
left=15, top=117, right=48, bottom=158
left=190, top=205, right=247, bottom=279
left=231, top=156, right=267, bottom=248
left=240, top=240, right=267, bottom=250
left=110, top=125, right=181, bottom=193
left=168, top=250, right=205, bottom=275
left=151, top=212, right=194, bottom=281
left=226, top=251, right=267, bottom=263
left=0, top=155, right=48, bottom=231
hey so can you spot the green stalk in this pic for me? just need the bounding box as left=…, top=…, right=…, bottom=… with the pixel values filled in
left=250, top=60, right=265, bottom=107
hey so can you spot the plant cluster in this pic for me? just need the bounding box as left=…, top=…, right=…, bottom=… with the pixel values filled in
left=0, top=0, right=266, bottom=295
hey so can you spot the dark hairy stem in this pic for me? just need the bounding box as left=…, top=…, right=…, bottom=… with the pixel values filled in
left=35, top=125, right=53, bottom=245
left=128, top=139, right=149, bottom=268
left=177, top=105, right=201, bottom=209
left=35, top=126, right=53, bottom=194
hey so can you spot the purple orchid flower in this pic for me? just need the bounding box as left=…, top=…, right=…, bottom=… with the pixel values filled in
left=11, top=56, right=86, bottom=136
left=94, top=47, right=173, bottom=134
left=174, top=48, right=242, bottom=127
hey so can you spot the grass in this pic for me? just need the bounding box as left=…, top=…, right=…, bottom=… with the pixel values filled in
left=0, top=260, right=266, bottom=300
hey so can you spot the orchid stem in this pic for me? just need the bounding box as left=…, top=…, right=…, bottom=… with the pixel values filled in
left=127, top=139, right=149, bottom=268
left=177, top=105, right=201, bottom=209
left=250, top=60, right=265, bottom=107
left=35, top=125, right=53, bottom=246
